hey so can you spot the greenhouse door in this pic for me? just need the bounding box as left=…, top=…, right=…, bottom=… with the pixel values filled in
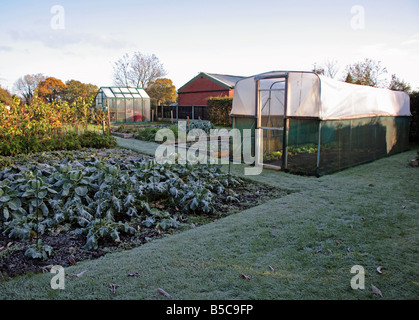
left=125, top=99, right=134, bottom=123
left=256, top=77, right=287, bottom=169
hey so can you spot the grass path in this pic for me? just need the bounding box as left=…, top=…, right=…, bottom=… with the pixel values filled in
left=0, top=139, right=418, bottom=300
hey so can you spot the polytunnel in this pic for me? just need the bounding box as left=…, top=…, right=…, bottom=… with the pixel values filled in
left=230, top=71, right=411, bottom=175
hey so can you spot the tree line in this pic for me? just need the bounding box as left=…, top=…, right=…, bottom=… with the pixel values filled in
left=1, top=54, right=414, bottom=110
left=0, top=75, right=99, bottom=106
left=312, top=57, right=414, bottom=93
left=0, top=51, right=177, bottom=109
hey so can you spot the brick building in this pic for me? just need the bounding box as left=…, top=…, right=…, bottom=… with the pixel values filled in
left=177, top=72, right=244, bottom=107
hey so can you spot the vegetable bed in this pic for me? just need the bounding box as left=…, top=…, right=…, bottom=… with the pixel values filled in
left=0, top=148, right=285, bottom=279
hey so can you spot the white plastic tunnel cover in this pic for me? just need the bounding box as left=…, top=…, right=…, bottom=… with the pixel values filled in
left=231, top=71, right=411, bottom=120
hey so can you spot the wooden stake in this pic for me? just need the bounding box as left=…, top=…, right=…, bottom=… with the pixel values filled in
left=106, top=101, right=111, bottom=135
left=83, top=99, right=88, bottom=131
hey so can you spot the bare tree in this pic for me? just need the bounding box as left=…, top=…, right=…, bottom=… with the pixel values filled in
left=324, top=59, right=339, bottom=79
left=312, top=63, right=325, bottom=75
left=112, top=54, right=131, bottom=87
left=112, top=52, right=167, bottom=89
left=312, top=59, right=339, bottom=79
left=14, top=73, right=46, bottom=104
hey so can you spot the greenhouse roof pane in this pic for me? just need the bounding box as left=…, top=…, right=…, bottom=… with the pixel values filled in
left=98, top=87, right=149, bottom=99
left=102, top=88, right=114, bottom=98
left=137, top=89, right=149, bottom=98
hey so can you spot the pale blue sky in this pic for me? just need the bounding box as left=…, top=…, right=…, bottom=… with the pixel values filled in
left=0, top=0, right=418, bottom=92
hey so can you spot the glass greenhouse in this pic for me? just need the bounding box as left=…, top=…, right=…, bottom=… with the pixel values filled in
left=230, top=71, right=411, bottom=175
left=95, top=87, right=151, bottom=123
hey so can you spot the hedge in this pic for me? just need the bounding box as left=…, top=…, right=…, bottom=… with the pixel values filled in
left=207, top=97, right=233, bottom=127
left=409, top=91, right=419, bottom=142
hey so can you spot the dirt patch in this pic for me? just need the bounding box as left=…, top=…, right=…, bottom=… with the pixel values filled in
left=0, top=225, right=161, bottom=279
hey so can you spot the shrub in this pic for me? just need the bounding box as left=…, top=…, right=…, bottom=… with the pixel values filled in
left=0, top=97, right=116, bottom=156
left=79, top=131, right=117, bottom=149
left=135, top=127, right=160, bottom=141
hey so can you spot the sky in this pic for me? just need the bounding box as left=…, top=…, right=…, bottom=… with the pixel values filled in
left=0, top=0, right=418, bottom=93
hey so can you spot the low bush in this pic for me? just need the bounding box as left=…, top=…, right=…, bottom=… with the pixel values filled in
left=0, top=131, right=116, bottom=156
left=1, top=94, right=115, bottom=156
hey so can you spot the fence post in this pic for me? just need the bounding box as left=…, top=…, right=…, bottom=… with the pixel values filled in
left=176, top=105, right=179, bottom=120
left=192, top=105, right=195, bottom=120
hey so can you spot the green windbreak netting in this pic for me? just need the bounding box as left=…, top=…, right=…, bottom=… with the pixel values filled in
left=233, top=117, right=256, bottom=159
left=317, top=117, right=410, bottom=174
left=283, top=116, right=410, bottom=175
left=285, top=118, right=319, bottom=174
left=232, top=115, right=409, bottom=175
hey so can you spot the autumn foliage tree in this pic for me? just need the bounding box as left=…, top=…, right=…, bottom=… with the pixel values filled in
left=64, top=80, right=98, bottom=104
left=37, top=77, right=67, bottom=102
left=0, top=86, right=13, bottom=106
left=146, top=78, right=177, bottom=107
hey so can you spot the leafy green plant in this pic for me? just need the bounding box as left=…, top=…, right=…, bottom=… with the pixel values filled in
left=24, top=239, right=53, bottom=260
left=263, top=144, right=318, bottom=162
left=188, top=118, right=215, bottom=134
left=0, top=152, right=242, bottom=258
left=288, top=144, right=318, bottom=154
left=142, top=208, right=180, bottom=231
left=77, top=219, right=136, bottom=250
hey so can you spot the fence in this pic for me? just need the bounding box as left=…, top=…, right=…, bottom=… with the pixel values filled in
left=154, top=105, right=208, bottom=121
